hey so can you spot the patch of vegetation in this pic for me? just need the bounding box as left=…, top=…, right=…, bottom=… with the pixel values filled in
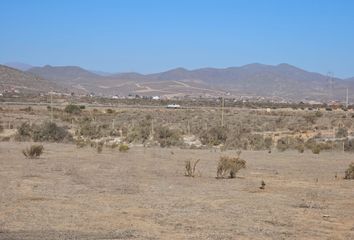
left=344, top=139, right=354, bottom=152
left=184, top=159, right=200, bottom=177
left=200, top=126, right=228, bottom=146
left=64, top=104, right=82, bottom=114
left=276, top=136, right=304, bottom=152
left=22, top=144, right=44, bottom=159
left=154, top=126, right=182, bottom=147
left=335, top=127, right=348, bottom=138
left=216, top=151, right=246, bottom=178
left=119, top=144, right=130, bottom=152
left=126, top=117, right=151, bottom=143
left=344, top=162, right=354, bottom=180
left=16, top=122, right=72, bottom=142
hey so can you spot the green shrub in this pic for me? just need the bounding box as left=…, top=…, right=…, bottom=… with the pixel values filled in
left=119, top=144, right=130, bottom=152
left=64, top=104, right=81, bottom=114
left=22, top=144, right=44, bottom=159
left=344, top=162, right=354, bottom=180
left=106, top=108, right=115, bottom=114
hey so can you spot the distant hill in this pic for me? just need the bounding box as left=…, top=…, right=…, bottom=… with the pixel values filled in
left=24, top=63, right=354, bottom=101
left=0, top=65, right=61, bottom=93
left=4, top=62, right=33, bottom=71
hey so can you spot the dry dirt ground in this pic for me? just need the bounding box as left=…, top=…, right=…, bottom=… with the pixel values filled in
left=0, top=142, right=354, bottom=240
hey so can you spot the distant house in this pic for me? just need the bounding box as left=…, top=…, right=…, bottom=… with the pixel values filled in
left=152, top=96, right=160, bottom=100
left=112, top=95, right=119, bottom=99
left=167, top=104, right=181, bottom=109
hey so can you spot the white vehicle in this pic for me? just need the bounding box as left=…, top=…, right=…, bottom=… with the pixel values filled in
left=166, top=104, right=181, bottom=109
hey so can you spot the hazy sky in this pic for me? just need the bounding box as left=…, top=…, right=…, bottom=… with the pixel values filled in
left=1, top=0, right=354, bottom=77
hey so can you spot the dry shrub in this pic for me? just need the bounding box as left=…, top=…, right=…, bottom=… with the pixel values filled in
left=119, top=144, right=130, bottom=152
left=97, top=142, right=103, bottom=153
left=200, top=126, right=228, bottom=146
left=22, top=144, right=44, bottom=159
left=344, top=162, right=354, bottom=180
left=154, top=126, right=182, bottom=147
left=335, top=127, right=348, bottom=138
left=344, top=139, right=354, bottom=152
left=16, top=122, right=72, bottom=142
left=217, top=151, right=246, bottom=178
left=64, top=104, right=81, bottom=114
left=277, top=136, right=304, bottom=152
left=184, top=159, right=200, bottom=177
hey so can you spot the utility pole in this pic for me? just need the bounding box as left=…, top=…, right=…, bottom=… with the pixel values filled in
left=346, top=88, right=349, bottom=108
left=221, top=97, right=225, bottom=127
left=50, top=92, right=53, bottom=122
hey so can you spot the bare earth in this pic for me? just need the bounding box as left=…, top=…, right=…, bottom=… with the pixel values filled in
left=0, top=142, right=354, bottom=240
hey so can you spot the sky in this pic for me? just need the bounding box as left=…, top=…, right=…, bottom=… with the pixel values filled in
left=1, top=0, right=354, bottom=78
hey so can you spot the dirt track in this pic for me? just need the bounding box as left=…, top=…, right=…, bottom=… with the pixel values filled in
left=1, top=142, right=354, bottom=239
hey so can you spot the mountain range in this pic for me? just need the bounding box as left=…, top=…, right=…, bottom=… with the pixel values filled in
left=1, top=62, right=354, bottom=102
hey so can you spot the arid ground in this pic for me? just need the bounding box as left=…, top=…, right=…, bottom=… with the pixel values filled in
left=1, top=142, right=354, bottom=239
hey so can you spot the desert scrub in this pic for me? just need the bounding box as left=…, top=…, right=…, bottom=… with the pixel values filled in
left=344, top=139, right=354, bottom=152
left=119, top=144, right=130, bottom=152
left=16, top=122, right=72, bottom=142
left=200, top=126, right=228, bottom=146
left=22, top=144, right=44, bottom=159
left=32, top=122, right=72, bottom=142
left=344, top=162, right=354, bottom=179
left=335, top=127, right=348, bottom=138
left=64, top=104, right=82, bottom=115
left=216, top=151, right=246, bottom=178
left=184, top=159, right=200, bottom=177
left=154, top=126, right=182, bottom=147
left=276, top=136, right=304, bottom=152
left=126, top=116, right=151, bottom=143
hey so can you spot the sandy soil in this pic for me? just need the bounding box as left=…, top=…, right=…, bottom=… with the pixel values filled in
left=0, top=142, right=354, bottom=239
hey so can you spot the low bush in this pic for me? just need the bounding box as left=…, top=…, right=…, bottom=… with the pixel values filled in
left=344, top=139, right=354, bottom=152
left=200, top=126, right=228, bottom=146
left=119, top=144, right=130, bottom=152
left=64, top=104, right=81, bottom=114
left=22, top=144, right=44, bottom=159
left=32, top=122, right=72, bottom=142
left=16, top=122, right=72, bottom=142
left=154, top=126, right=182, bottom=147
left=216, top=151, right=246, bottom=178
left=335, top=127, right=348, bottom=138
left=126, top=117, right=151, bottom=143
left=344, top=162, right=354, bottom=180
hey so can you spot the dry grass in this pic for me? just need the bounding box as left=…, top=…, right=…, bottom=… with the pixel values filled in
left=22, top=144, right=44, bottom=159
left=184, top=159, right=200, bottom=177
left=216, top=151, right=246, bottom=178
